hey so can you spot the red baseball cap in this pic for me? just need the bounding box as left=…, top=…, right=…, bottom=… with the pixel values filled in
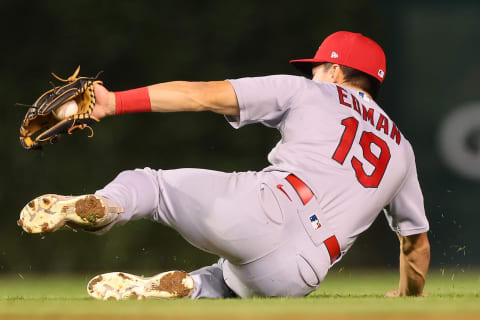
left=290, top=31, right=386, bottom=82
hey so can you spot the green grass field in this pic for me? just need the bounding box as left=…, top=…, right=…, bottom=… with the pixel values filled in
left=0, top=269, right=479, bottom=319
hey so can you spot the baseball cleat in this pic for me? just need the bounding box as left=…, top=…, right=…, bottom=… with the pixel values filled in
left=87, top=271, right=194, bottom=300
left=18, top=194, right=124, bottom=233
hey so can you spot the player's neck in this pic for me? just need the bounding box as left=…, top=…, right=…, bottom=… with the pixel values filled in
left=311, top=70, right=373, bottom=100
left=338, top=82, right=373, bottom=100
left=313, top=78, right=373, bottom=100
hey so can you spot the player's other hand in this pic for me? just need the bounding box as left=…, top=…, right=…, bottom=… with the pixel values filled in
left=92, top=83, right=116, bottom=119
left=385, top=289, right=427, bottom=297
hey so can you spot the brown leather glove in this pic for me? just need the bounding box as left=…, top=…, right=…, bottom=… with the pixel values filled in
left=19, top=66, right=102, bottom=149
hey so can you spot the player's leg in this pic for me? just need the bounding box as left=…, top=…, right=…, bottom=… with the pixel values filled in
left=94, top=168, right=287, bottom=263
left=19, top=167, right=273, bottom=258
left=87, top=259, right=237, bottom=300
left=189, top=259, right=237, bottom=299
left=18, top=167, right=278, bottom=261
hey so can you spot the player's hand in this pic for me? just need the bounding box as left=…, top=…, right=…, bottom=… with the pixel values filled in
left=92, top=83, right=116, bottom=119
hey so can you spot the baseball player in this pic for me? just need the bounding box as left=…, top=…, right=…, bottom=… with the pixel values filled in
left=19, top=31, right=430, bottom=299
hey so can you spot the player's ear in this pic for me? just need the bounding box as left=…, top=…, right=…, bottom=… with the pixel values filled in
left=330, top=64, right=345, bottom=84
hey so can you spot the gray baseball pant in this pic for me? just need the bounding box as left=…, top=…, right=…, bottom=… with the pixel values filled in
left=95, top=168, right=331, bottom=298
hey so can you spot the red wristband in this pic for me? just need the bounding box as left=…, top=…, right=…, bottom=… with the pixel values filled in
left=114, top=87, right=152, bottom=114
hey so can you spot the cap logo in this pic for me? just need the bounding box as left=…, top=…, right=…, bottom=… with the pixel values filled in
left=378, top=69, right=385, bottom=78
left=330, top=51, right=339, bottom=59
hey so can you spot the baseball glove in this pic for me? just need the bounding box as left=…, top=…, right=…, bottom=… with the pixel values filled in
left=19, top=66, right=103, bottom=150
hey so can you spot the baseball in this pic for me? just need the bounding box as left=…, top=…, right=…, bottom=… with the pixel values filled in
left=52, top=100, right=78, bottom=120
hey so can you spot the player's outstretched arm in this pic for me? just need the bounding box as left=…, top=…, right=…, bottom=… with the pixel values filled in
left=92, top=81, right=239, bottom=119
left=386, top=232, right=430, bottom=297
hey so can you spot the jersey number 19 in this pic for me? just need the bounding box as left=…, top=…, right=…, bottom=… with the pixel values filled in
left=332, top=117, right=391, bottom=188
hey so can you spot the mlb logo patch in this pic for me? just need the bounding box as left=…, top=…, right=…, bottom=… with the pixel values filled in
left=309, top=214, right=322, bottom=230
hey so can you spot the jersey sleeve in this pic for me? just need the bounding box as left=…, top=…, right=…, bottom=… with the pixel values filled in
left=226, top=75, right=307, bottom=129
left=384, top=160, right=429, bottom=236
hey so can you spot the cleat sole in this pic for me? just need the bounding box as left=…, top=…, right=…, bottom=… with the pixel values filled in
left=18, top=194, right=123, bottom=233
left=87, top=271, right=194, bottom=300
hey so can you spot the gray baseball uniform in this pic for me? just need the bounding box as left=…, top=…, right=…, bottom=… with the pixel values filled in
left=95, top=75, right=429, bottom=298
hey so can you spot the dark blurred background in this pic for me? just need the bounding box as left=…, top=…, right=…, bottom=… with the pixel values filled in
left=0, top=0, right=479, bottom=275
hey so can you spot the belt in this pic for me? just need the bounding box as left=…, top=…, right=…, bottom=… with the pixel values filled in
left=285, top=174, right=341, bottom=264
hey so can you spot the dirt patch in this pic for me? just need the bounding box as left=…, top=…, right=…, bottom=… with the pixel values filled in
left=28, top=201, right=35, bottom=209
left=42, top=198, right=51, bottom=205
left=75, top=196, right=105, bottom=222
left=118, top=273, right=132, bottom=280
left=153, top=271, right=191, bottom=297
left=87, top=275, right=103, bottom=292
